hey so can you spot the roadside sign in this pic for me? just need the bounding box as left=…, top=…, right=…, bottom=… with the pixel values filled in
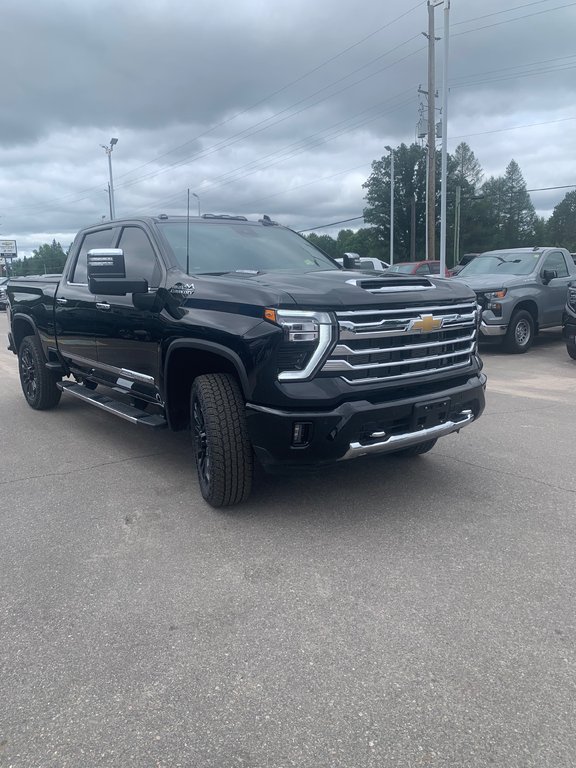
left=0, top=240, right=17, bottom=259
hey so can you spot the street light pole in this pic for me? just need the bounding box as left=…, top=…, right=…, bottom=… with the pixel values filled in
left=439, top=0, right=450, bottom=277
left=100, top=138, right=118, bottom=220
left=385, top=145, right=394, bottom=265
left=192, top=192, right=200, bottom=216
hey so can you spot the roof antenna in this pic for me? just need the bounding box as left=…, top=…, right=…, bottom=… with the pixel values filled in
left=186, top=188, right=190, bottom=275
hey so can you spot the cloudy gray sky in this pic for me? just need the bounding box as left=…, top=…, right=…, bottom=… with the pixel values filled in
left=1, top=0, right=575, bottom=256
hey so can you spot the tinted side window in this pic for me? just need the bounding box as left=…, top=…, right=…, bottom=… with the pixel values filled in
left=71, top=229, right=114, bottom=283
left=428, top=262, right=440, bottom=274
left=117, top=227, right=162, bottom=287
left=542, top=251, right=569, bottom=278
left=415, top=263, right=430, bottom=274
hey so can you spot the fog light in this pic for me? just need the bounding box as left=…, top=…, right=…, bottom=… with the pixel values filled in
left=489, top=302, right=502, bottom=316
left=292, top=422, right=312, bottom=447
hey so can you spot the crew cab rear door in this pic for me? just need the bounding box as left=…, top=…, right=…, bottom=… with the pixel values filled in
left=55, top=226, right=117, bottom=372
left=94, top=224, right=165, bottom=396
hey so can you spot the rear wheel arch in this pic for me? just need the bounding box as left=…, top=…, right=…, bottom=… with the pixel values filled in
left=18, top=335, right=62, bottom=410
left=11, top=314, right=39, bottom=351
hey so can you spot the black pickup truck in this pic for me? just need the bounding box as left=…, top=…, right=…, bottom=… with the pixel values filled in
left=7, top=214, right=486, bottom=507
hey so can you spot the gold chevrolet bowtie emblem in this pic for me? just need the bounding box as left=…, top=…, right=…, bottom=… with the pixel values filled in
left=410, top=314, right=443, bottom=332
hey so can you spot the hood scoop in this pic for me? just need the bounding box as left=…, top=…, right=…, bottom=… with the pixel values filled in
left=346, top=277, right=434, bottom=293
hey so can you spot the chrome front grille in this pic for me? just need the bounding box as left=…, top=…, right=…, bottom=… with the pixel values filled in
left=322, top=301, right=478, bottom=385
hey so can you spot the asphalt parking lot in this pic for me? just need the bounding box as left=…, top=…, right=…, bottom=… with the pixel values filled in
left=1, top=311, right=575, bottom=768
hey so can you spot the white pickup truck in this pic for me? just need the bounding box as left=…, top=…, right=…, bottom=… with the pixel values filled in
left=335, top=254, right=389, bottom=271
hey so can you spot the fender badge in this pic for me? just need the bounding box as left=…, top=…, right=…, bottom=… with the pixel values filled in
left=170, top=282, right=195, bottom=297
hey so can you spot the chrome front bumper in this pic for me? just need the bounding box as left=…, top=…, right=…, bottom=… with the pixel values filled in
left=341, top=409, right=474, bottom=460
left=480, top=320, right=507, bottom=336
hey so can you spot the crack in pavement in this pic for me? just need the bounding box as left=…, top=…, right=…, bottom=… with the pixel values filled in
left=435, top=451, right=576, bottom=496
left=0, top=450, right=183, bottom=488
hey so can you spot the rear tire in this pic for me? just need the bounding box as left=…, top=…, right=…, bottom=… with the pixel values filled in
left=393, top=438, right=437, bottom=457
left=503, top=309, right=534, bottom=353
left=18, top=335, right=62, bottom=410
left=191, top=373, right=253, bottom=507
left=567, top=342, right=576, bottom=360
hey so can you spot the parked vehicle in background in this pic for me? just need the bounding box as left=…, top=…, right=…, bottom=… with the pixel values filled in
left=388, top=260, right=449, bottom=277
left=449, top=253, right=480, bottom=277
left=0, top=277, right=8, bottom=310
left=562, top=282, right=576, bottom=359
left=456, top=247, right=576, bottom=353
left=335, top=255, right=389, bottom=271
left=7, top=213, right=486, bottom=508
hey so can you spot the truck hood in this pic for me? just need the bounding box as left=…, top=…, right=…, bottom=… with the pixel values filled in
left=454, top=274, right=530, bottom=293
left=191, top=269, right=476, bottom=310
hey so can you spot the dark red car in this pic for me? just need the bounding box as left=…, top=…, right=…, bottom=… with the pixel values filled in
left=387, top=260, right=449, bottom=276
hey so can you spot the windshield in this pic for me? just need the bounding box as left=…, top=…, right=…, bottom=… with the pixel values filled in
left=458, top=251, right=540, bottom=276
left=387, top=264, right=414, bottom=273
left=157, top=222, right=339, bottom=274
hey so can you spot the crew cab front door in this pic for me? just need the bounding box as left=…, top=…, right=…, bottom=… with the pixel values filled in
left=94, top=225, right=165, bottom=399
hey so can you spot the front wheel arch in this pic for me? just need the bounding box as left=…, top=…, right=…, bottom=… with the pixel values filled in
left=163, top=341, right=250, bottom=431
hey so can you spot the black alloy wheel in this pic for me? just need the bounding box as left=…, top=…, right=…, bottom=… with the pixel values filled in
left=190, top=373, right=253, bottom=507
left=18, top=335, right=62, bottom=410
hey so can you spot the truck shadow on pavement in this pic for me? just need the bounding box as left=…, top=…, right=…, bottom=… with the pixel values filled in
left=479, top=328, right=564, bottom=356
left=52, top=397, right=482, bottom=525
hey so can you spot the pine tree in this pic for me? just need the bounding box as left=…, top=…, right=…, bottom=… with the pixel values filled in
left=547, top=190, right=576, bottom=251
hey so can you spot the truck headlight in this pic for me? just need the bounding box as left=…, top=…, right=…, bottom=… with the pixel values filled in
left=265, top=309, right=334, bottom=381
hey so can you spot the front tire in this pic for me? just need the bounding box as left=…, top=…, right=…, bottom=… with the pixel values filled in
left=503, top=309, right=534, bottom=353
left=18, top=335, right=62, bottom=410
left=191, top=373, right=253, bottom=508
left=567, top=342, right=576, bottom=360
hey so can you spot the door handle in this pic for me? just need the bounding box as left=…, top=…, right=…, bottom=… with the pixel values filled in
left=56, top=297, right=68, bottom=305
left=96, top=302, right=111, bottom=311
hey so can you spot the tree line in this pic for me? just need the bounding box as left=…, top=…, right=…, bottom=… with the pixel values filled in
left=306, top=142, right=576, bottom=265
left=8, top=240, right=69, bottom=277
left=6, top=147, right=576, bottom=277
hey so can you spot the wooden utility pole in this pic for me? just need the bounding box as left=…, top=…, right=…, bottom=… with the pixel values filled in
left=426, top=1, right=438, bottom=262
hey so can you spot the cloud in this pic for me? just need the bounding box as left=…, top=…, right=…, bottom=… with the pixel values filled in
left=1, top=0, right=575, bottom=253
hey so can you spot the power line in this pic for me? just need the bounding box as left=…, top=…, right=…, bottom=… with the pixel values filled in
left=114, top=1, right=427, bottom=183
left=115, top=38, right=424, bottom=193
left=300, top=186, right=576, bottom=234
left=452, top=1, right=576, bottom=37
left=298, top=217, right=364, bottom=233
left=4, top=5, right=425, bottom=216
left=9, top=35, right=425, bottom=216
left=449, top=53, right=576, bottom=84
left=452, top=0, right=561, bottom=27
left=450, top=116, right=576, bottom=140
left=450, top=63, right=576, bottom=89
left=133, top=91, right=415, bottom=215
